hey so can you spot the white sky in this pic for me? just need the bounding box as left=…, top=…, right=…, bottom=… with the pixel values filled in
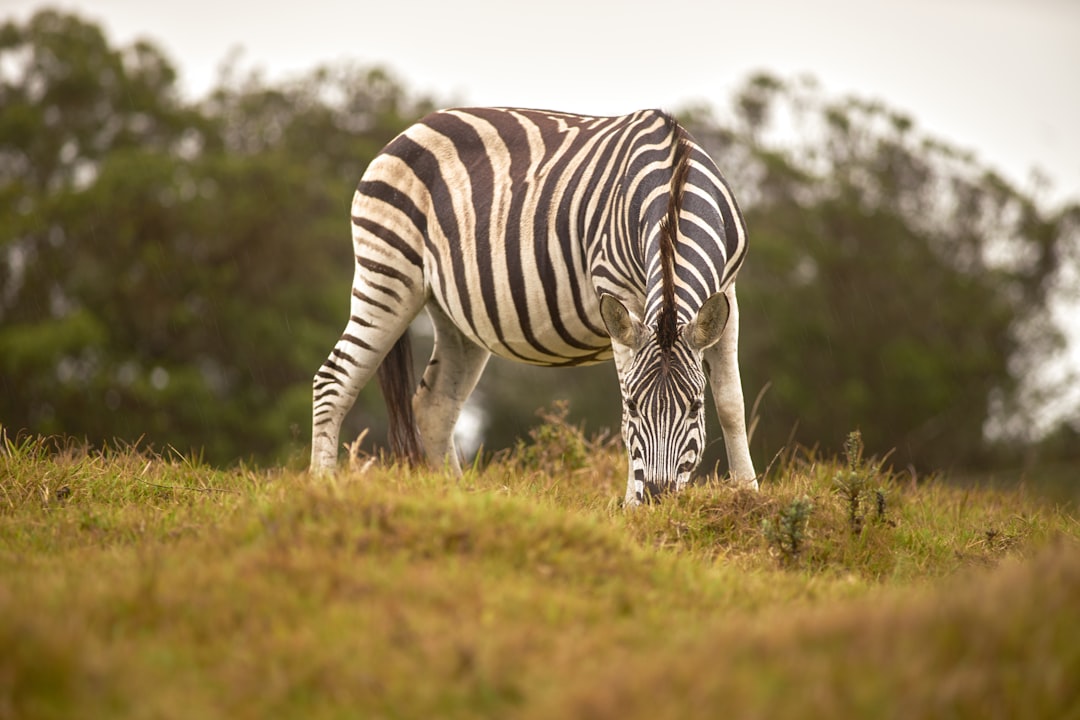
left=6, top=0, right=1080, bottom=204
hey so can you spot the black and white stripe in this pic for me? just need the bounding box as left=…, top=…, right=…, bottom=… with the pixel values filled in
left=312, top=107, right=757, bottom=503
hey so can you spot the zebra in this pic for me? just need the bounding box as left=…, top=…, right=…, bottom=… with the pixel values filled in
left=311, top=107, right=758, bottom=505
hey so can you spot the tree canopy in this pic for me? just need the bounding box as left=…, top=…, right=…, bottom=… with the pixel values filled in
left=684, top=74, right=1079, bottom=470
left=2, top=10, right=1077, bottom=470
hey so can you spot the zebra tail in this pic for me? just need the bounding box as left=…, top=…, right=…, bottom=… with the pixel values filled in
left=376, top=332, right=426, bottom=467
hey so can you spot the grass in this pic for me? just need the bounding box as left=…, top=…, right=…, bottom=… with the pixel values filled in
left=1, top=422, right=1078, bottom=720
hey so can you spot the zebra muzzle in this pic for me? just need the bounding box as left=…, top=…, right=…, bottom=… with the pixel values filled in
left=637, top=480, right=677, bottom=504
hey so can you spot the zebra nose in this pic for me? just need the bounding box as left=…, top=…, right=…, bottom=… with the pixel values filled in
left=637, top=480, right=674, bottom=504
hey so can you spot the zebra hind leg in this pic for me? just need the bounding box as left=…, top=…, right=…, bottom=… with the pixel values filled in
left=413, top=304, right=491, bottom=475
left=310, top=272, right=425, bottom=474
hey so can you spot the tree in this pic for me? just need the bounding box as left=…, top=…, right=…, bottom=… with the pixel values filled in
left=684, top=74, right=1079, bottom=470
left=4, top=11, right=1075, bottom=472
left=0, top=10, right=430, bottom=464
left=1, top=10, right=211, bottom=448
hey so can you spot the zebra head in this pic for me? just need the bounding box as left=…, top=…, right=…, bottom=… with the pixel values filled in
left=601, top=291, right=731, bottom=506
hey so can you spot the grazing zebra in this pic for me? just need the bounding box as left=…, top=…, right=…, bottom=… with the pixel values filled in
left=311, top=107, right=758, bottom=504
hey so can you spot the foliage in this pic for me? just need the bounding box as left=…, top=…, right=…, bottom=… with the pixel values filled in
left=1, top=10, right=432, bottom=464
left=507, top=401, right=596, bottom=473
left=832, top=429, right=892, bottom=535
left=474, top=359, right=623, bottom=461
left=762, top=495, right=813, bottom=565
left=1, top=432, right=1078, bottom=718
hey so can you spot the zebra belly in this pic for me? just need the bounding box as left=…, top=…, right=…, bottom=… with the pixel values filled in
left=480, top=324, right=615, bottom=368
left=426, top=268, right=616, bottom=368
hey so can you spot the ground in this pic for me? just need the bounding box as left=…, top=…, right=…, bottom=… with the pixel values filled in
left=1, top=423, right=1077, bottom=719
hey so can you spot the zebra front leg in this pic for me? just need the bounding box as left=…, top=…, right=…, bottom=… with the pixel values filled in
left=412, top=304, right=491, bottom=474
left=703, top=285, right=758, bottom=489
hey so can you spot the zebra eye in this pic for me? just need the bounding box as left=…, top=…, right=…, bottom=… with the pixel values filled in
left=626, top=399, right=640, bottom=418
left=689, top=399, right=704, bottom=415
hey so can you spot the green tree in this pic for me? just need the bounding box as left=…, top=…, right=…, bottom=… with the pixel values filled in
left=4, top=11, right=1075, bottom=472
left=0, top=10, right=429, bottom=464
left=1, top=9, right=210, bottom=447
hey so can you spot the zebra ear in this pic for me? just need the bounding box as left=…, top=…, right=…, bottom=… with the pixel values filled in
left=600, top=294, right=644, bottom=348
left=684, top=292, right=730, bottom=351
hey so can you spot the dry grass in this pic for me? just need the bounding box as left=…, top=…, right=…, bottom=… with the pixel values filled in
left=1, top=425, right=1078, bottom=719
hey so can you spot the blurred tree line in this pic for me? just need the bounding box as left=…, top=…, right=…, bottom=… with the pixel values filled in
left=2, top=10, right=1078, bottom=471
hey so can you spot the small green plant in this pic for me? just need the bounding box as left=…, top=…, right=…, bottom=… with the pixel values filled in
left=762, top=496, right=814, bottom=566
left=511, top=401, right=591, bottom=472
left=833, top=430, right=891, bottom=534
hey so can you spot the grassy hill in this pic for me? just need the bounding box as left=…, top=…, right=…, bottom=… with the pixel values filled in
left=2, top=420, right=1078, bottom=719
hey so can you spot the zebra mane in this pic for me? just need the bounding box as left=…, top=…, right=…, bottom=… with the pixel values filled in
left=656, top=117, right=693, bottom=351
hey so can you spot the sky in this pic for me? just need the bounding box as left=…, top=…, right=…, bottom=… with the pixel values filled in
left=6, top=0, right=1080, bottom=205
left=5, top=0, right=1080, bottom=428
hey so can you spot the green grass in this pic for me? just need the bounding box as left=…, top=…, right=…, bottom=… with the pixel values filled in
left=2, top=425, right=1078, bottom=719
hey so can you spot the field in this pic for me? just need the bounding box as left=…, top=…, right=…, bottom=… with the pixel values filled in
left=2, top=419, right=1078, bottom=720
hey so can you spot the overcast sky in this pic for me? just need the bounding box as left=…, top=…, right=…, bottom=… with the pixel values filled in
left=7, top=0, right=1080, bottom=204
